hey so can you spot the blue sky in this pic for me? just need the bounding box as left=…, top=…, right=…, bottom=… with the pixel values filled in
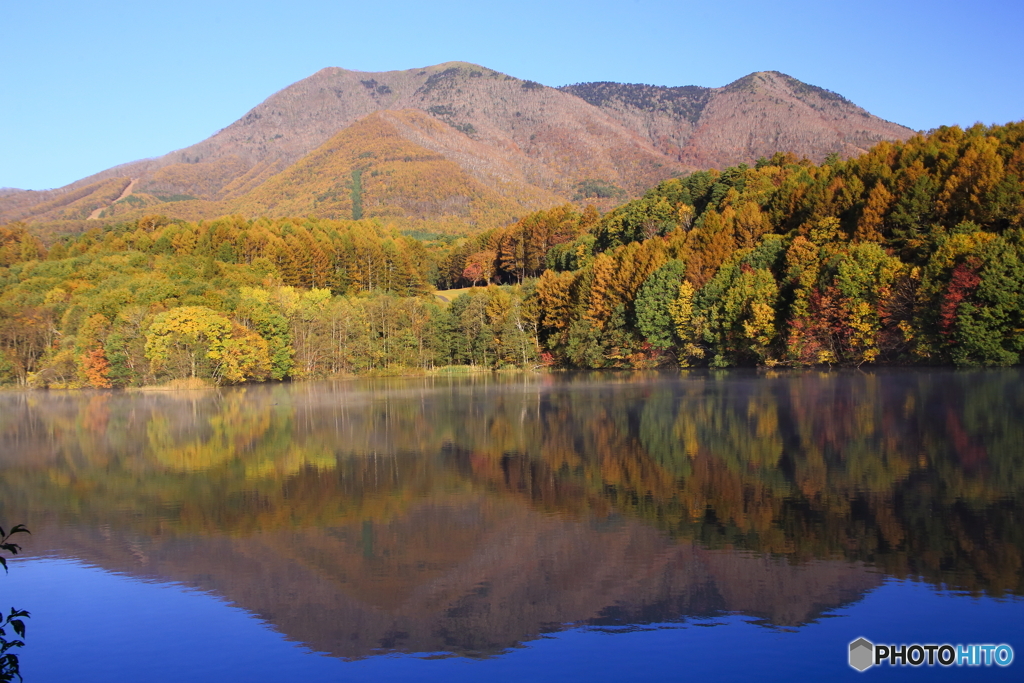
left=2, top=0, right=1022, bottom=190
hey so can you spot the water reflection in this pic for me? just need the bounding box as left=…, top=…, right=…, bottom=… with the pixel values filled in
left=0, top=369, right=1022, bottom=657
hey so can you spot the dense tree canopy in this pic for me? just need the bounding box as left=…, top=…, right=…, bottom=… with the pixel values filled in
left=0, top=214, right=542, bottom=386
left=532, top=122, right=1024, bottom=369
left=1, top=122, right=1023, bottom=385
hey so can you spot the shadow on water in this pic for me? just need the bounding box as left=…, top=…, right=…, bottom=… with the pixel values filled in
left=0, top=368, right=1022, bottom=658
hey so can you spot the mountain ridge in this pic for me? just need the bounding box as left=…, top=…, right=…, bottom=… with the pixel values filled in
left=0, top=63, right=916, bottom=232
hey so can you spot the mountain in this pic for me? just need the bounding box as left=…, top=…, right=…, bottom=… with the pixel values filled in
left=560, top=71, right=914, bottom=168
left=0, top=63, right=915, bottom=233
left=29, top=510, right=881, bottom=659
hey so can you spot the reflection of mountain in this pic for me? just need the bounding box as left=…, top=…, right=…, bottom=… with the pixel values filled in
left=27, top=497, right=880, bottom=658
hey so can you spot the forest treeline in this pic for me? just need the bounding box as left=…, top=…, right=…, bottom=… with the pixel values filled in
left=0, top=214, right=549, bottom=387
left=1, top=122, right=1022, bottom=386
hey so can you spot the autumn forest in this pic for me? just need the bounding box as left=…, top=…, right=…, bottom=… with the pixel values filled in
left=1, top=122, right=1023, bottom=388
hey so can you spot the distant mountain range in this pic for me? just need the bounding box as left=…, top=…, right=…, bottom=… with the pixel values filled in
left=0, top=62, right=914, bottom=233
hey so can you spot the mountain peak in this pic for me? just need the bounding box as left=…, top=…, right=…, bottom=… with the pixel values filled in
left=1, top=64, right=915, bottom=230
left=721, top=71, right=852, bottom=106
left=421, top=61, right=494, bottom=74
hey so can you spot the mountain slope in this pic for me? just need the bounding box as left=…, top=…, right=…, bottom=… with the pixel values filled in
left=1, top=63, right=916, bottom=230
left=30, top=63, right=680, bottom=202
left=232, top=110, right=563, bottom=226
left=561, top=71, right=915, bottom=168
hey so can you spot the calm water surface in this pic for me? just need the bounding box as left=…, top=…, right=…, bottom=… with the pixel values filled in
left=1, top=369, right=1021, bottom=681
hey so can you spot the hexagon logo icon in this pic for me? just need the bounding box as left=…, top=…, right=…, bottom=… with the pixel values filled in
left=849, top=637, right=874, bottom=672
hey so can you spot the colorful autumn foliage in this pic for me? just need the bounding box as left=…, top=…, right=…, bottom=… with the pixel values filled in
left=530, top=122, right=1024, bottom=368
left=0, top=211, right=546, bottom=386
left=1, top=121, right=1024, bottom=384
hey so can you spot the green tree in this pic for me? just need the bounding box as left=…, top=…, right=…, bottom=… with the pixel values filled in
left=636, top=260, right=687, bottom=350
left=237, top=287, right=294, bottom=380
left=947, top=234, right=1024, bottom=365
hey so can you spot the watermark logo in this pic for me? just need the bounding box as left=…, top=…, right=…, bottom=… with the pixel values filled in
left=848, top=637, right=1014, bottom=671
left=849, top=638, right=874, bottom=672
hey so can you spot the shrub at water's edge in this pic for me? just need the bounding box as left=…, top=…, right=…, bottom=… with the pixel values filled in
left=0, top=524, right=29, bottom=683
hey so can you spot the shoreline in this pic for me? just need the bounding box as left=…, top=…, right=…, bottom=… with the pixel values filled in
left=0, top=363, right=1011, bottom=393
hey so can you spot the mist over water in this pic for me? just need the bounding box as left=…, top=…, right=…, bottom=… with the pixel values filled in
left=1, top=369, right=1022, bottom=680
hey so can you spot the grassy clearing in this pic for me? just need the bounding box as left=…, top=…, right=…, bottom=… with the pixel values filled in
left=432, top=286, right=482, bottom=304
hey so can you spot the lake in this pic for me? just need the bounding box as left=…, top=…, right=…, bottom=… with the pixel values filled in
left=0, top=369, right=1021, bottom=681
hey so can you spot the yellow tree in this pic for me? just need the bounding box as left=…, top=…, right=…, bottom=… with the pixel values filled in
left=936, top=134, right=1005, bottom=225
left=733, top=201, right=770, bottom=249
left=145, top=306, right=270, bottom=384
left=855, top=181, right=894, bottom=242
left=684, top=208, right=736, bottom=287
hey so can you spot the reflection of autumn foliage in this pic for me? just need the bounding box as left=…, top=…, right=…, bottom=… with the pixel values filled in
left=0, top=372, right=1022, bottom=595
left=81, top=394, right=110, bottom=435
left=943, top=406, right=988, bottom=472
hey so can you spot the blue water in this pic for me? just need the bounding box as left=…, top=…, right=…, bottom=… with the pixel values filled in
left=2, top=371, right=1023, bottom=681
left=8, top=558, right=1021, bottom=682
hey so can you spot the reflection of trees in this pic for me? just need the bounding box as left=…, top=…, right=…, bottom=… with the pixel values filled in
left=0, top=370, right=1022, bottom=595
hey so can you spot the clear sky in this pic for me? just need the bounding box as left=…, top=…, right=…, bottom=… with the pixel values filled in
left=2, top=0, right=1022, bottom=190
